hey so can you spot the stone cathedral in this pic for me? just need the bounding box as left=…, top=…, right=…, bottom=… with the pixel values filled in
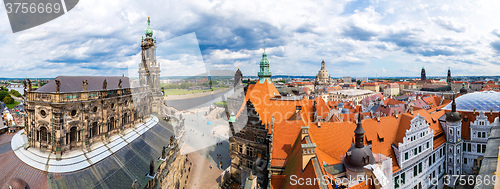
left=23, top=17, right=162, bottom=156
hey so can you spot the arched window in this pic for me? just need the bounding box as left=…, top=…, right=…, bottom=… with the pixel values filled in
left=108, top=117, right=115, bottom=131
left=91, top=122, right=98, bottom=137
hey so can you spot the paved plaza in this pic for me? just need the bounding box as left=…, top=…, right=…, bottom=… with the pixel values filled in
left=175, top=105, right=231, bottom=189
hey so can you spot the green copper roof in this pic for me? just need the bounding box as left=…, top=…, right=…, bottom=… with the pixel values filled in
left=260, top=52, right=269, bottom=66
left=145, top=17, right=153, bottom=38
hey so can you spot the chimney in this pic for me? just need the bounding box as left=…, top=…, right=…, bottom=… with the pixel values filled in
left=394, top=110, right=399, bottom=119
left=376, top=112, right=380, bottom=122
left=301, top=126, right=309, bottom=140
left=410, top=107, right=414, bottom=115
left=301, top=143, right=317, bottom=170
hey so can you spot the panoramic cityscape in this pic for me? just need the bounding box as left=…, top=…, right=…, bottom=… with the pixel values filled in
left=2, top=0, right=500, bottom=189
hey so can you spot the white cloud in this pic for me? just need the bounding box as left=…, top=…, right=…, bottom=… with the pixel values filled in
left=0, top=0, right=499, bottom=78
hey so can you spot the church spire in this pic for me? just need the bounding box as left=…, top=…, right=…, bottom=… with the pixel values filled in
left=354, top=110, right=365, bottom=148
left=257, top=48, right=272, bottom=83
left=451, top=94, right=456, bottom=112
left=145, top=16, right=153, bottom=38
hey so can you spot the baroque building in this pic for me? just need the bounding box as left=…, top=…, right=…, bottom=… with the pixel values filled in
left=315, top=60, right=333, bottom=87
left=23, top=17, right=161, bottom=156
left=139, top=17, right=163, bottom=114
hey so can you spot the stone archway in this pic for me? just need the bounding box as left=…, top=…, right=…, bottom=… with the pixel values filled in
left=40, top=126, right=48, bottom=144
left=70, top=127, right=77, bottom=143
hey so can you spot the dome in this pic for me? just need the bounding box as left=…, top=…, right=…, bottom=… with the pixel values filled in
left=446, top=111, right=462, bottom=123
left=443, top=91, right=500, bottom=112
left=343, top=145, right=376, bottom=172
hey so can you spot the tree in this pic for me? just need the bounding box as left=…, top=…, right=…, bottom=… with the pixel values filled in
left=0, top=86, right=7, bottom=91
left=0, top=91, right=10, bottom=101
left=9, top=89, right=22, bottom=97
left=357, top=80, right=362, bottom=85
left=3, top=96, right=13, bottom=104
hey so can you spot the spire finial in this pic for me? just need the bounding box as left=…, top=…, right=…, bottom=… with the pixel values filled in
left=452, top=94, right=457, bottom=112
left=264, top=40, right=266, bottom=52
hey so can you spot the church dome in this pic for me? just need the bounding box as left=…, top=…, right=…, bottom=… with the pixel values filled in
left=460, top=83, right=468, bottom=94
left=343, top=145, right=376, bottom=172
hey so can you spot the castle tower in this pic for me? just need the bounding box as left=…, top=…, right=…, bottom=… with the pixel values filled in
left=421, top=67, right=426, bottom=81
left=343, top=111, right=375, bottom=180
left=139, top=17, right=162, bottom=113
left=257, top=51, right=272, bottom=83
left=235, top=68, right=243, bottom=88
left=444, top=95, right=463, bottom=177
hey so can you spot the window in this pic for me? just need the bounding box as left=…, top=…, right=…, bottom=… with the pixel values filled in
left=428, top=158, right=432, bottom=166
left=401, top=173, right=405, bottom=184
left=419, top=146, right=422, bottom=153
left=40, top=110, right=47, bottom=117
left=414, top=148, right=418, bottom=155
left=468, top=143, right=471, bottom=152
left=405, top=152, right=408, bottom=160
left=395, top=176, right=400, bottom=188
left=414, top=166, right=418, bottom=176
left=482, top=144, right=487, bottom=153
left=427, top=142, right=429, bottom=149
left=464, top=158, right=467, bottom=164
left=433, top=154, right=435, bottom=163
left=463, top=143, right=466, bottom=152
left=477, top=144, right=481, bottom=153
left=418, top=162, right=422, bottom=173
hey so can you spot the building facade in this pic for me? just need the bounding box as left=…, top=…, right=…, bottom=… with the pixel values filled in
left=23, top=18, right=159, bottom=155
left=314, top=60, right=333, bottom=87
left=229, top=100, right=270, bottom=187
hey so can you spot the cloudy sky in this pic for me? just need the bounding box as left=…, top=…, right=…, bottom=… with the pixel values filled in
left=1, top=0, right=500, bottom=78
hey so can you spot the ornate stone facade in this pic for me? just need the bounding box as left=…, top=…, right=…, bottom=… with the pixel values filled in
left=24, top=77, right=151, bottom=154
left=314, top=60, right=333, bottom=87
left=23, top=17, right=161, bottom=155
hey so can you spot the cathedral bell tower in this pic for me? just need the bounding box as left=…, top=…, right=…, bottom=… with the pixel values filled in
left=139, top=17, right=162, bottom=113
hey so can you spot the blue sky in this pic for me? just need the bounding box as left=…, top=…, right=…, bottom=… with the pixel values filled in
left=1, top=0, right=500, bottom=78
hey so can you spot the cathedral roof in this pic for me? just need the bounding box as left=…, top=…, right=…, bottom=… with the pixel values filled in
left=35, top=76, right=130, bottom=93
